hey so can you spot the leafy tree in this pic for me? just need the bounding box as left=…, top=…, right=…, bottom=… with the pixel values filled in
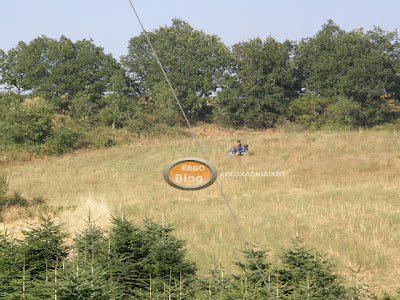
left=0, top=48, right=24, bottom=94
left=0, top=94, right=54, bottom=146
left=145, top=82, right=183, bottom=126
left=45, top=120, right=83, bottom=155
left=122, top=18, right=231, bottom=120
left=69, top=92, right=98, bottom=120
left=0, top=36, right=121, bottom=112
left=215, top=37, right=297, bottom=128
left=108, top=68, right=137, bottom=95
left=0, top=38, right=50, bottom=94
left=295, top=20, right=400, bottom=126
left=97, top=93, right=139, bottom=128
left=0, top=42, right=38, bottom=94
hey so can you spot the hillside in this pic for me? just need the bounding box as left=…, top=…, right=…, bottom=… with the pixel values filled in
left=1, top=125, right=400, bottom=294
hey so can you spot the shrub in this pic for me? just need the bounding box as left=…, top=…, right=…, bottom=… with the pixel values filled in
left=0, top=172, right=8, bottom=202
left=325, top=96, right=364, bottom=128
left=0, top=172, right=46, bottom=211
left=45, top=122, right=83, bottom=155
left=126, top=114, right=154, bottom=136
left=0, top=95, right=54, bottom=146
left=1, top=192, right=29, bottom=208
left=69, top=92, right=98, bottom=121
left=288, top=94, right=331, bottom=129
left=97, top=93, right=138, bottom=128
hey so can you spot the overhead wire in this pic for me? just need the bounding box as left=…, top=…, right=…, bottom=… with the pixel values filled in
left=126, top=1, right=275, bottom=299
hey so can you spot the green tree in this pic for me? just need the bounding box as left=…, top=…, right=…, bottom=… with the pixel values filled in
left=288, top=94, right=331, bottom=128
left=44, top=119, right=83, bottom=155
left=0, top=94, right=54, bottom=146
left=1, top=38, right=50, bottom=93
left=0, top=36, right=121, bottom=112
left=0, top=230, right=23, bottom=297
left=230, top=249, right=274, bottom=299
left=21, top=216, right=69, bottom=278
left=97, top=93, right=140, bottom=128
left=0, top=48, right=24, bottom=94
left=277, top=238, right=347, bottom=299
left=122, top=18, right=231, bottom=120
left=108, top=215, right=148, bottom=295
left=141, top=219, right=197, bottom=280
left=106, top=216, right=197, bottom=297
left=0, top=40, right=46, bottom=94
left=215, top=37, right=297, bottom=128
left=56, top=257, right=122, bottom=300
left=325, top=97, right=364, bottom=128
left=295, top=20, right=400, bottom=126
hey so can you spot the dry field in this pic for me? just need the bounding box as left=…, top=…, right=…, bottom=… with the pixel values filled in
left=1, top=125, right=400, bottom=294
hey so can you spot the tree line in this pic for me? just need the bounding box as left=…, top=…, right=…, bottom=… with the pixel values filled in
left=1, top=213, right=391, bottom=299
left=1, top=19, right=400, bottom=153
left=0, top=175, right=397, bottom=299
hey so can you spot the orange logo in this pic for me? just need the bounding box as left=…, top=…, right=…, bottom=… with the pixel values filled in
left=163, top=158, right=217, bottom=190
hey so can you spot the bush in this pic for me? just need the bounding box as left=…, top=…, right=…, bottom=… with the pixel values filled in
left=288, top=94, right=331, bottom=128
left=0, top=172, right=8, bottom=202
left=0, top=172, right=46, bottom=210
left=69, top=92, right=99, bottom=121
left=1, top=191, right=29, bottom=208
left=126, top=114, right=154, bottom=136
left=0, top=191, right=46, bottom=211
left=325, top=96, right=364, bottom=128
left=97, top=94, right=138, bottom=128
left=0, top=94, right=55, bottom=146
left=45, top=121, right=83, bottom=155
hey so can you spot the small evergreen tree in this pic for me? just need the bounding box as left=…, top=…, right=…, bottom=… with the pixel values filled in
left=108, top=214, right=148, bottom=295
left=141, top=219, right=197, bottom=279
left=69, top=213, right=124, bottom=299
left=73, top=214, right=107, bottom=261
left=21, top=215, right=69, bottom=278
left=56, top=262, right=121, bottom=300
left=0, top=229, right=24, bottom=297
left=230, top=249, right=274, bottom=299
left=139, top=219, right=197, bottom=297
left=277, top=237, right=348, bottom=299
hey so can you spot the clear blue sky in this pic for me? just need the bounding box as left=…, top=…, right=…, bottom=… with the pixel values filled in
left=0, top=0, right=399, bottom=60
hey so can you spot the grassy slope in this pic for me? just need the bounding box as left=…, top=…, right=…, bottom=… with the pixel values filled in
left=1, top=125, right=400, bottom=294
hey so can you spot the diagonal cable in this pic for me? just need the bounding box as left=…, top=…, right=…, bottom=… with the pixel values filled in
left=126, top=1, right=275, bottom=298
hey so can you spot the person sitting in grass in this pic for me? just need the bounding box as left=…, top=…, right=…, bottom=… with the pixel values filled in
left=236, top=139, right=242, bottom=153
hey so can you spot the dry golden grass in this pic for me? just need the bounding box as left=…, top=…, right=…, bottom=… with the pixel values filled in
left=1, top=125, right=400, bottom=294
